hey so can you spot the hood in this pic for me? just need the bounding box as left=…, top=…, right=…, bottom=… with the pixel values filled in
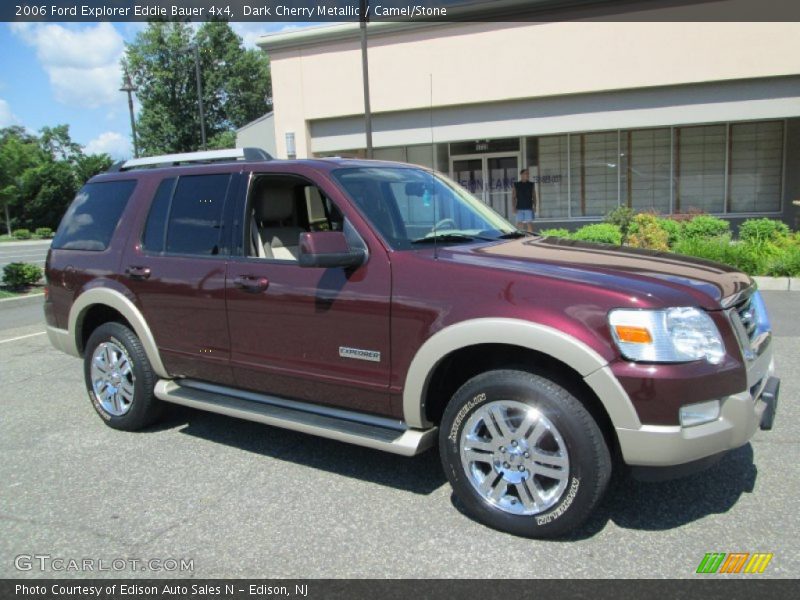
left=440, top=236, right=753, bottom=310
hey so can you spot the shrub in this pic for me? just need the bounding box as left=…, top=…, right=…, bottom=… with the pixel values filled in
left=537, top=228, right=571, bottom=239
left=672, top=236, right=727, bottom=264
left=2, top=262, right=43, bottom=289
left=626, top=214, right=670, bottom=252
left=572, top=223, right=622, bottom=245
left=765, top=245, right=800, bottom=277
left=738, top=218, right=790, bottom=245
left=34, top=227, right=53, bottom=239
left=657, top=218, right=683, bottom=247
left=725, top=242, right=774, bottom=276
left=681, top=215, right=730, bottom=240
left=603, top=206, right=635, bottom=239
left=12, top=228, right=31, bottom=240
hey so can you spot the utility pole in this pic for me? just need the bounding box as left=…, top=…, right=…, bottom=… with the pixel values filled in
left=193, top=44, right=207, bottom=150
left=360, top=0, right=373, bottom=158
left=119, top=69, right=139, bottom=158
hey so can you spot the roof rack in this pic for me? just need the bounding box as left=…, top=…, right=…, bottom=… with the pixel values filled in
left=108, top=147, right=272, bottom=172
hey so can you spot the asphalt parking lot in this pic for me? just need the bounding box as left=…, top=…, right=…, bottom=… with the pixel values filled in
left=0, top=293, right=798, bottom=579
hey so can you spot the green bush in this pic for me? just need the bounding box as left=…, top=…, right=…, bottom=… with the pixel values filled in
left=603, top=206, right=636, bottom=239
left=626, top=214, right=670, bottom=251
left=537, top=228, right=571, bottom=239
left=726, top=242, right=775, bottom=276
left=2, top=262, right=43, bottom=289
left=765, top=244, right=800, bottom=277
left=738, top=218, right=790, bottom=245
left=12, top=228, right=31, bottom=240
left=681, top=215, right=730, bottom=240
left=572, top=223, right=622, bottom=245
left=657, top=218, right=683, bottom=247
left=672, top=236, right=730, bottom=265
left=34, top=227, right=54, bottom=239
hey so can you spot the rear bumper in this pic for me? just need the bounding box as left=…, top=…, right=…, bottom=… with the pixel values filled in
left=46, top=325, right=79, bottom=357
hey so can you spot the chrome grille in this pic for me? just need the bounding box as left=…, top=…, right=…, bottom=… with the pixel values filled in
left=736, top=295, right=758, bottom=344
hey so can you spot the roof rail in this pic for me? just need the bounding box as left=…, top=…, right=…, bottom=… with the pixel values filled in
left=108, top=147, right=272, bottom=172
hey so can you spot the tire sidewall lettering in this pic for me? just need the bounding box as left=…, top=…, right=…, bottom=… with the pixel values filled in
left=535, top=476, right=580, bottom=526
left=447, top=392, right=486, bottom=443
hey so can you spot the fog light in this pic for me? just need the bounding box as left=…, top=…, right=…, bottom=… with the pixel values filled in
left=680, top=400, right=721, bottom=427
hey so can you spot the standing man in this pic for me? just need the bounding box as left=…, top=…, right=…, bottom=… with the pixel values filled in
left=512, top=168, right=537, bottom=232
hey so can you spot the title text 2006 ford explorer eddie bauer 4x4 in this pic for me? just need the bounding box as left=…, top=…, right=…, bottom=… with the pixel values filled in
left=44, top=148, right=779, bottom=537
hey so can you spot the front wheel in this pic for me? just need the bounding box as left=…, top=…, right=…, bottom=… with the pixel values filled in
left=439, top=369, right=611, bottom=538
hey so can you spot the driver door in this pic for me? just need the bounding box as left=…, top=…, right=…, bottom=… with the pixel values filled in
left=225, top=171, right=394, bottom=415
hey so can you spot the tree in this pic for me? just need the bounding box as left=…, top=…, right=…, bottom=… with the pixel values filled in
left=0, top=127, right=46, bottom=235
left=124, top=21, right=272, bottom=156
left=0, top=125, right=114, bottom=232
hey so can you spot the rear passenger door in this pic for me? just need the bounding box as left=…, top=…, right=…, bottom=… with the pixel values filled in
left=122, top=172, right=238, bottom=385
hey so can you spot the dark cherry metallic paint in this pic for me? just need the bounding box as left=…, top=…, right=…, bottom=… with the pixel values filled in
left=45, top=158, right=754, bottom=427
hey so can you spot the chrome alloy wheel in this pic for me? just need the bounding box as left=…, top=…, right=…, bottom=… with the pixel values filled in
left=90, top=341, right=135, bottom=416
left=459, top=400, right=570, bottom=516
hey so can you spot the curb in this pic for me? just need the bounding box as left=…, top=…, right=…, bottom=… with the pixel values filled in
left=0, top=293, right=45, bottom=308
left=753, top=277, right=800, bottom=292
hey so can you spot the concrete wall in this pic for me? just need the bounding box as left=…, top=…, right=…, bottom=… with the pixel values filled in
left=235, top=113, right=277, bottom=158
left=262, top=21, right=800, bottom=158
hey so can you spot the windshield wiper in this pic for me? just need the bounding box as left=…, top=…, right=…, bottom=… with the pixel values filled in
left=411, top=233, right=489, bottom=244
left=495, top=230, right=529, bottom=239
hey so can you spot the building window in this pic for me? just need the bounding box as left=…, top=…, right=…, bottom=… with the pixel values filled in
left=536, top=135, right=569, bottom=219
left=675, top=124, right=726, bottom=213
left=569, top=131, right=619, bottom=218
left=621, top=128, right=671, bottom=214
left=728, top=120, right=783, bottom=213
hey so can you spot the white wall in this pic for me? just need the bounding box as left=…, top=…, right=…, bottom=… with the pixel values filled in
left=263, top=21, right=800, bottom=158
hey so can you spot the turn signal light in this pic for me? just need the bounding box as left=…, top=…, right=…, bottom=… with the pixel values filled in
left=613, top=325, right=652, bottom=344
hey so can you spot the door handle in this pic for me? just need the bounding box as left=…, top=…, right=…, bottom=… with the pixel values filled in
left=125, top=265, right=151, bottom=280
left=233, top=275, right=269, bottom=293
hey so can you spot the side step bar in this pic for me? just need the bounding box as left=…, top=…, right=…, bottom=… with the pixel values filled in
left=154, top=380, right=438, bottom=456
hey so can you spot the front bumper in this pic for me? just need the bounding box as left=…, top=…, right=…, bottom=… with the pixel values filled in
left=616, top=336, right=777, bottom=467
left=617, top=380, right=777, bottom=467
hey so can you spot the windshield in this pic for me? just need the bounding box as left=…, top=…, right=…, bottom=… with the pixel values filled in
left=332, top=166, right=518, bottom=250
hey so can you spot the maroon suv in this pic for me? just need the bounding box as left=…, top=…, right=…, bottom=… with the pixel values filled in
left=44, top=148, right=779, bottom=537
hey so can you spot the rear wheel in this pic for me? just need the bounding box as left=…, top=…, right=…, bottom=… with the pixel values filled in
left=83, top=322, right=162, bottom=431
left=439, top=369, right=611, bottom=538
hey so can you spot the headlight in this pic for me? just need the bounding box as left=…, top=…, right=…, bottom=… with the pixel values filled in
left=609, top=307, right=725, bottom=364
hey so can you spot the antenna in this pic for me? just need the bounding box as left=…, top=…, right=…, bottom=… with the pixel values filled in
left=429, top=73, right=438, bottom=260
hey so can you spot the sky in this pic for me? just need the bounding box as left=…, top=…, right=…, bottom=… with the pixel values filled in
left=0, top=21, right=307, bottom=160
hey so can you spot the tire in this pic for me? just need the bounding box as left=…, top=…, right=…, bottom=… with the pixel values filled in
left=83, top=322, right=162, bottom=431
left=439, top=369, right=611, bottom=538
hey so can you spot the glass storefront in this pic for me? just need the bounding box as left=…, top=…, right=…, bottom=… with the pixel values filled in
left=318, top=118, right=785, bottom=223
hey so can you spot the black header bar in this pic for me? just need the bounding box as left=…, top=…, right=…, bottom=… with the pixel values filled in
left=3, top=0, right=800, bottom=23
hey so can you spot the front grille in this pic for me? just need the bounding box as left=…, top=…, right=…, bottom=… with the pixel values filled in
left=736, top=295, right=758, bottom=345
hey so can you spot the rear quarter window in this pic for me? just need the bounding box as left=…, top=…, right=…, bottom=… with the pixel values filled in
left=52, top=180, right=137, bottom=251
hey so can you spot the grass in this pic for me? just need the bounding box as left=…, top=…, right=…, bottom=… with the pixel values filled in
left=0, top=285, right=45, bottom=299
left=0, top=234, right=53, bottom=242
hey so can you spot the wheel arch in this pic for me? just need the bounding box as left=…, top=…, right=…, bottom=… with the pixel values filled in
left=402, top=318, right=641, bottom=432
left=69, top=287, right=169, bottom=379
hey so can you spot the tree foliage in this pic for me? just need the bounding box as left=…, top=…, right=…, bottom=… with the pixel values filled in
left=0, top=125, right=112, bottom=232
left=124, top=21, right=272, bottom=155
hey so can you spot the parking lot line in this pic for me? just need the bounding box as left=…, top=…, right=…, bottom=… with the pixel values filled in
left=0, top=331, right=46, bottom=344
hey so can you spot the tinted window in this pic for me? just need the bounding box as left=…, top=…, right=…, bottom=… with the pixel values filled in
left=165, top=174, right=230, bottom=256
left=52, top=180, right=136, bottom=251
left=141, top=178, right=175, bottom=253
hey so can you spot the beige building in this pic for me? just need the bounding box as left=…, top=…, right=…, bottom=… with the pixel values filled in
left=258, top=14, right=800, bottom=227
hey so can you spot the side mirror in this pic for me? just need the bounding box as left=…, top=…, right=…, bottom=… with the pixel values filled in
left=298, top=231, right=366, bottom=269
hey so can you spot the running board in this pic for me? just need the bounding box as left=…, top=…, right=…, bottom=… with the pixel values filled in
left=154, top=380, right=437, bottom=456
